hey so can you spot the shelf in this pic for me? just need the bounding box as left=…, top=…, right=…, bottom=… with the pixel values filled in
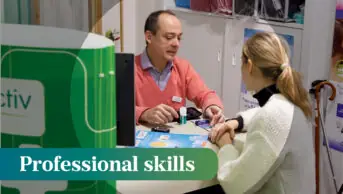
left=253, top=17, right=304, bottom=30
left=167, top=7, right=235, bottom=19
left=167, top=7, right=304, bottom=30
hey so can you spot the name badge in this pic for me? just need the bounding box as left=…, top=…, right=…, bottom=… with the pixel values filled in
left=172, top=96, right=182, bottom=103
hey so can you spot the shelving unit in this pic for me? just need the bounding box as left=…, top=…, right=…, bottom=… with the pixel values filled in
left=161, top=0, right=305, bottom=117
left=164, top=0, right=304, bottom=27
left=253, top=17, right=303, bottom=29
left=167, top=6, right=303, bottom=29
left=166, top=6, right=235, bottom=19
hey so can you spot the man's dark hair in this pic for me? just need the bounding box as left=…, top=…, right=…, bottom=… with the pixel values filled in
left=144, top=10, right=176, bottom=35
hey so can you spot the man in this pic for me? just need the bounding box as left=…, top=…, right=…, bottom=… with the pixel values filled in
left=135, top=10, right=225, bottom=126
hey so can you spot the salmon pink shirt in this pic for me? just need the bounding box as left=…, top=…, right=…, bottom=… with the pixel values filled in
left=135, top=54, right=223, bottom=124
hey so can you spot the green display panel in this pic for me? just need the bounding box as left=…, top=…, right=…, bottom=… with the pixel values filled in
left=1, top=24, right=117, bottom=193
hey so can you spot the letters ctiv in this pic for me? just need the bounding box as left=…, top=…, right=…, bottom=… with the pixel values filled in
left=1, top=89, right=31, bottom=110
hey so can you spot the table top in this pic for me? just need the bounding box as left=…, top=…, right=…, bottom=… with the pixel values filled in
left=116, top=121, right=247, bottom=194
left=134, top=121, right=246, bottom=151
left=137, top=121, right=210, bottom=135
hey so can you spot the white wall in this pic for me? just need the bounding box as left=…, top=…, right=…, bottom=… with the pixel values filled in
left=222, top=18, right=303, bottom=117
left=134, top=0, right=164, bottom=54
left=102, top=0, right=122, bottom=52
left=300, top=1, right=339, bottom=194
left=102, top=0, right=120, bottom=34
left=301, top=0, right=336, bottom=88
left=175, top=11, right=227, bottom=108
left=40, top=0, right=89, bottom=32
left=122, top=0, right=137, bottom=53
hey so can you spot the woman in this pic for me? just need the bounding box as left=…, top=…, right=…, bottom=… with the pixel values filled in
left=209, top=32, right=315, bottom=194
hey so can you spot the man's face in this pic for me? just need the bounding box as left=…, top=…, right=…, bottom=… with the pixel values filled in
left=146, top=14, right=182, bottom=61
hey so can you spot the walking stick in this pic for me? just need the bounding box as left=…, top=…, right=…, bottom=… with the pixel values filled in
left=312, top=81, right=337, bottom=194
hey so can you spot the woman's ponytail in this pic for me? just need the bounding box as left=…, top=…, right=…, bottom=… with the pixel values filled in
left=276, top=65, right=312, bottom=120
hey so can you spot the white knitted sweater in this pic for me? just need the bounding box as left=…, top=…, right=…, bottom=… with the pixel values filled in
left=217, top=94, right=316, bottom=194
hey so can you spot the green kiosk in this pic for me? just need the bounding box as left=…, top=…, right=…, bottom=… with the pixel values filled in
left=1, top=24, right=117, bottom=193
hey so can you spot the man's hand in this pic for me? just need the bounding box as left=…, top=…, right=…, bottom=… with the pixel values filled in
left=140, top=104, right=179, bottom=125
left=209, top=120, right=238, bottom=143
left=205, top=105, right=225, bottom=126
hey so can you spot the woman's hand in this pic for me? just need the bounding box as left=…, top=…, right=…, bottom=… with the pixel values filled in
left=215, top=132, right=233, bottom=148
left=209, top=120, right=238, bottom=143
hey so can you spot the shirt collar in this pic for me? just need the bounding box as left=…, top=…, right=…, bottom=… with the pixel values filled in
left=253, top=84, right=280, bottom=107
left=141, top=48, right=173, bottom=71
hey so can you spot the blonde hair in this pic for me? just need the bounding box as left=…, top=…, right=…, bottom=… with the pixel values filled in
left=242, top=32, right=312, bottom=119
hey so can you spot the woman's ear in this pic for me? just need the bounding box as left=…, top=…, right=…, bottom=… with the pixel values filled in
left=247, top=59, right=253, bottom=74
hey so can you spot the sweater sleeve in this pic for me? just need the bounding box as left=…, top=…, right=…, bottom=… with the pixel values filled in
left=217, top=118, right=287, bottom=194
left=185, top=62, right=223, bottom=112
left=236, top=107, right=260, bottom=131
